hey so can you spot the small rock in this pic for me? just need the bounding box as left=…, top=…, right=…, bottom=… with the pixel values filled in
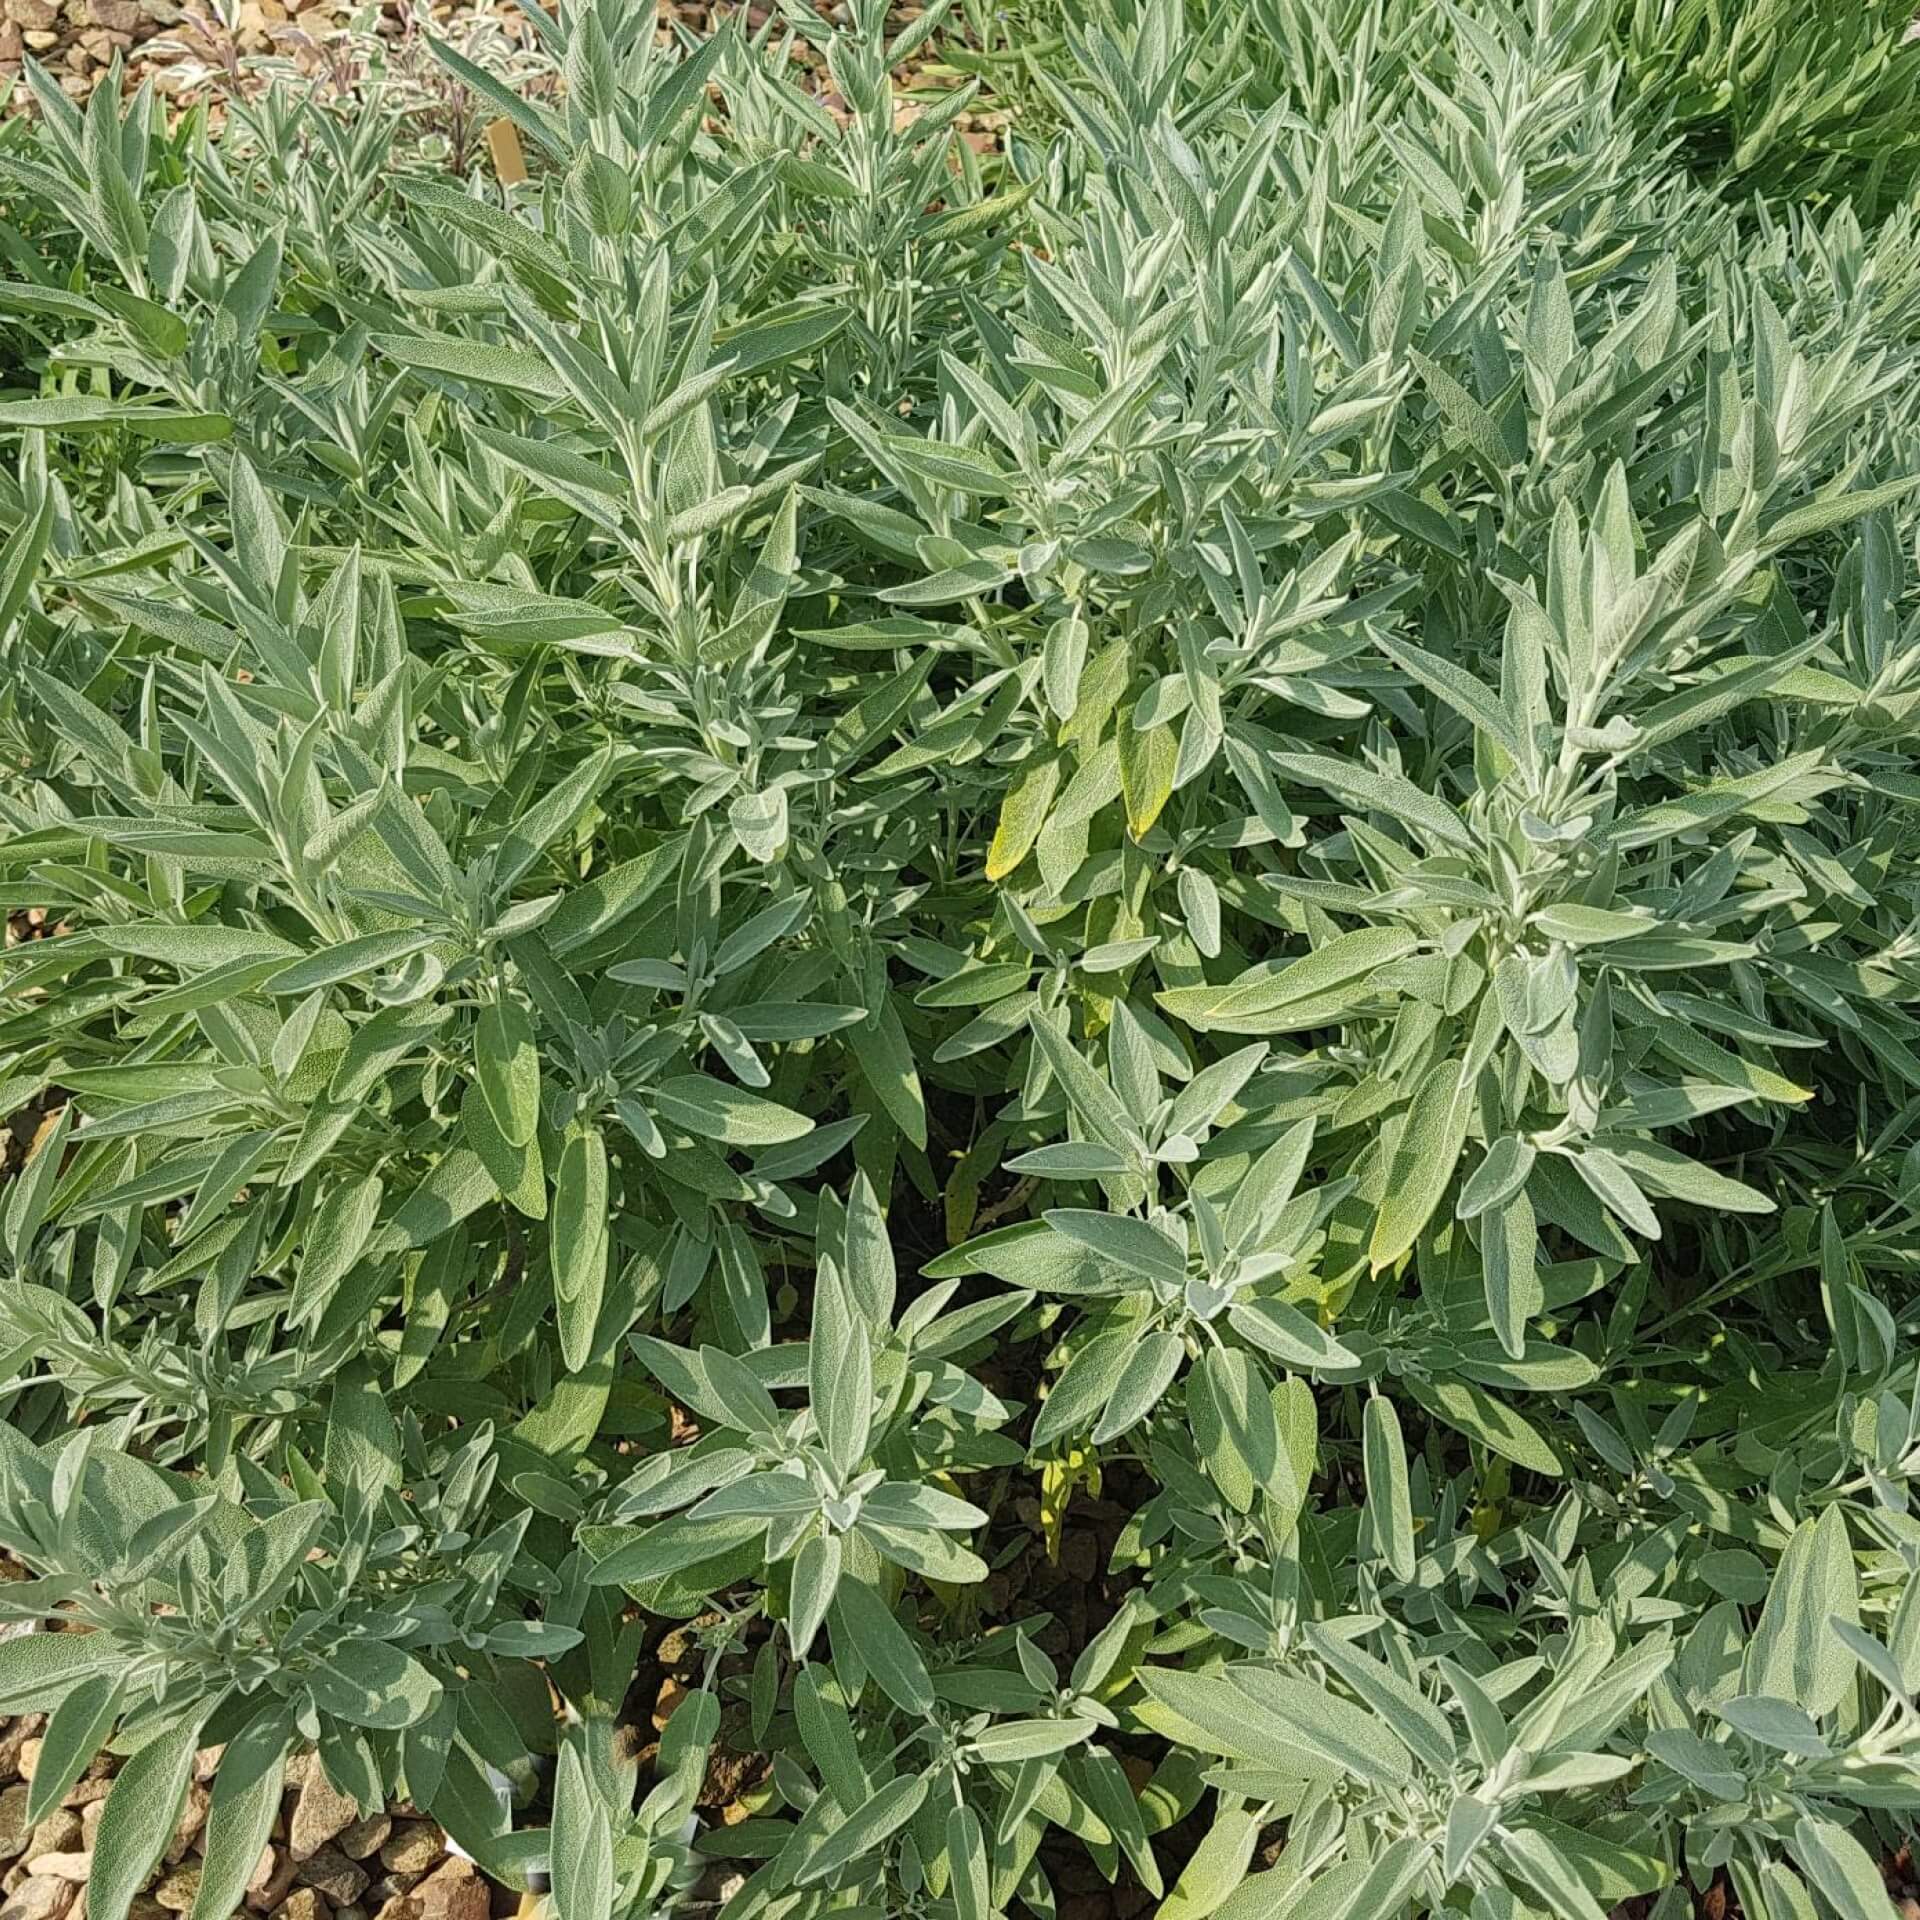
left=295, top=1848, right=367, bottom=1907
left=336, top=1908, right=366, bottom=1920
left=371, top=1898, right=418, bottom=1920
left=150, top=1863, right=198, bottom=1912
left=245, top=1850, right=296, bottom=1916
left=653, top=1625, right=697, bottom=1665
left=17, top=1862, right=81, bottom=1890
left=164, top=1788, right=208, bottom=1865
left=270, top=1891, right=327, bottom=1920
left=1, top=0, right=56, bottom=29
left=375, top=1829, right=440, bottom=1879
left=59, top=1783, right=109, bottom=1815
left=690, top=1871, right=744, bottom=1913
left=0, top=1876, right=76, bottom=1920
left=410, top=1860, right=488, bottom=1920
left=0, top=1725, right=41, bottom=1788
left=0, top=1789, right=27, bottom=1863
left=336, top=1817, right=388, bottom=1863
left=14, top=1747, right=39, bottom=1786
left=287, top=1776, right=358, bottom=1863
left=651, top=1678, right=689, bottom=1730
left=128, top=1899, right=169, bottom=1920
left=24, top=1818, right=77, bottom=1865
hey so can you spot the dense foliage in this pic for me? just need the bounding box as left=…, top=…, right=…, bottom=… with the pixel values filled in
left=3, top=3, right=1920, bottom=1918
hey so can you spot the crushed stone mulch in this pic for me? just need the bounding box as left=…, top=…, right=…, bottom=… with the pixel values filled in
left=0, top=0, right=1014, bottom=170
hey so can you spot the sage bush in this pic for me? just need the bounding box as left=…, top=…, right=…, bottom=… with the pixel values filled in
left=2, top=3, right=1920, bottom=1918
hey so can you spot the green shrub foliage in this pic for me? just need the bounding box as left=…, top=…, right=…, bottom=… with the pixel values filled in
left=1228, top=0, right=1920, bottom=213
left=3, top=2, right=1920, bottom=1917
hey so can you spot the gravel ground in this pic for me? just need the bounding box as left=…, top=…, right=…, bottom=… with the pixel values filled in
left=5, top=0, right=619, bottom=110
left=0, top=1710, right=497, bottom=1920
left=0, top=0, right=1014, bottom=151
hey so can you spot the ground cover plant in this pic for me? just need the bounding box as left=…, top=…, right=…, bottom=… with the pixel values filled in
left=3, top=1, right=1920, bottom=1917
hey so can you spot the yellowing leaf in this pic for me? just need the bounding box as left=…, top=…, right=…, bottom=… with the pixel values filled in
left=1369, top=1055, right=1472, bottom=1273
left=1117, top=716, right=1177, bottom=839
left=1039, top=1447, right=1103, bottom=1564
left=986, top=752, right=1061, bottom=880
